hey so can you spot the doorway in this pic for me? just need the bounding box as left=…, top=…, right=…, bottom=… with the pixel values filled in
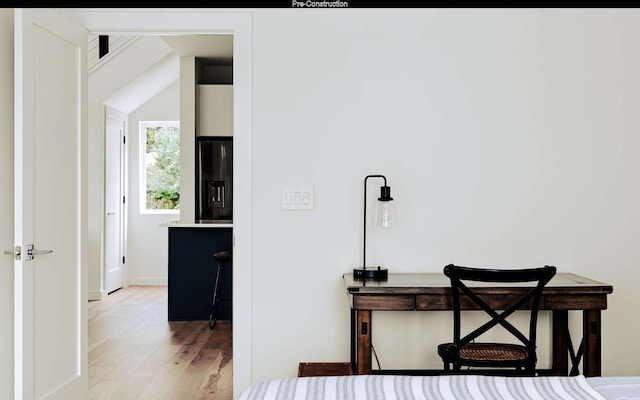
left=74, top=8, right=253, bottom=395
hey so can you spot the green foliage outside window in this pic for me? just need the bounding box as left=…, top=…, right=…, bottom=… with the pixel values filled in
left=144, top=123, right=180, bottom=210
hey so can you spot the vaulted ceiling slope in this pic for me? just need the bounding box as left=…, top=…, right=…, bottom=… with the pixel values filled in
left=89, top=35, right=177, bottom=114
left=88, top=33, right=232, bottom=114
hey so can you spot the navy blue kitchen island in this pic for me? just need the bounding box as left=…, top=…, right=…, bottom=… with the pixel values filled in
left=166, top=224, right=233, bottom=321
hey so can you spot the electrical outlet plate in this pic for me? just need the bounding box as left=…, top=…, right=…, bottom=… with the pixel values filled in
left=282, top=187, right=314, bottom=210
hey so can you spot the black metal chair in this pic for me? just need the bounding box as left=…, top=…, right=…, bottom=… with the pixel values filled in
left=437, top=264, right=556, bottom=375
left=209, top=250, right=232, bottom=330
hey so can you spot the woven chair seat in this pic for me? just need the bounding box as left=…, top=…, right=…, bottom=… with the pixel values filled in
left=438, top=342, right=529, bottom=362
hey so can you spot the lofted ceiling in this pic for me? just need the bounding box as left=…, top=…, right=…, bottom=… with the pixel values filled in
left=91, top=34, right=233, bottom=114
left=159, top=34, right=233, bottom=62
left=89, top=34, right=233, bottom=72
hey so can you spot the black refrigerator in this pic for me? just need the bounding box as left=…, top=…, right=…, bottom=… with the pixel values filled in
left=196, top=136, right=233, bottom=222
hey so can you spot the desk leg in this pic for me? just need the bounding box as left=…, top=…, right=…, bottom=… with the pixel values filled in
left=552, top=310, right=569, bottom=376
left=356, top=310, right=372, bottom=375
left=583, top=310, right=602, bottom=377
left=351, top=308, right=356, bottom=371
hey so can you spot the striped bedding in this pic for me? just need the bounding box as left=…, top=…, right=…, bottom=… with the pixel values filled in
left=237, top=374, right=607, bottom=400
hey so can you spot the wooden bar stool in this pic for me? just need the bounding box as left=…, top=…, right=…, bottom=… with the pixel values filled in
left=209, top=250, right=232, bottom=330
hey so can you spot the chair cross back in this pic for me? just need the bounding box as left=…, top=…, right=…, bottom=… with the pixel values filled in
left=447, top=265, right=556, bottom=349
left=439, top=264, right=557, bottom=374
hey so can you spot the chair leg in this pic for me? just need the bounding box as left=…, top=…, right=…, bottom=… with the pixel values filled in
left=209, top=262, right=224, bottom=330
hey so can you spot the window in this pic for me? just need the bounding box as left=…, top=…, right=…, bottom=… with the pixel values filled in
left=139, top=121, right=180, bottom=213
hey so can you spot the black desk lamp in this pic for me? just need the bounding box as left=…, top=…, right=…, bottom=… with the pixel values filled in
left=353, top=174, right=394, bottom=281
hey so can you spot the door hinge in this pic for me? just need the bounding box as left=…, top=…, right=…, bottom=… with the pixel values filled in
left=123, top=196, right=126, bottom=204
left=122, top=256, right=126, bottom=264
left=123, top=135, right=126, bottom=144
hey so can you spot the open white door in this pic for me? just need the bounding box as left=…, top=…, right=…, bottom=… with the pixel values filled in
left=105, top=107, right=126, bottom=294
left=14, top=8, right=87, bottom=400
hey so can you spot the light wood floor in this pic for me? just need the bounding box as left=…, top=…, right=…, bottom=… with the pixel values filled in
left=88, top=285, right=232, bottom=400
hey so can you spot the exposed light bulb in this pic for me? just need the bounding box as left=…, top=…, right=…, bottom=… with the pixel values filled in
left=377, top=200, right=392, bottom=228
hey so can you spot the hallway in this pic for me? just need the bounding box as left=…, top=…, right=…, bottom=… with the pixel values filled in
left=88, top=285, right=232, bottom=399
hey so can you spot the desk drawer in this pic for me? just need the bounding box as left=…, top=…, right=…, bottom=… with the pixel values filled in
left=417, top=294, right=534, bottom=311
left=543, top=295, right=608, bottom=310
left=353, top=295, right=415, bottom=310
left=416, top=295, right=449, bottom=310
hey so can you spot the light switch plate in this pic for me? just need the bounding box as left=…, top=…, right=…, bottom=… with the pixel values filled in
left=282, top=187, right=314, bottom=210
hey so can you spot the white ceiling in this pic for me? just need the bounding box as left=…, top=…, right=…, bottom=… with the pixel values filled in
left=160, top=34, right=233, bottom=62
left=103, top=52, right=179, bottom=114
left=96, top=34, right=233, bottom=114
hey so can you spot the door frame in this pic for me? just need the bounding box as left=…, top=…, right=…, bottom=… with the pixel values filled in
left=71, top=9, right=253, bottom=395
left=0, top=9, right=15, bottom=400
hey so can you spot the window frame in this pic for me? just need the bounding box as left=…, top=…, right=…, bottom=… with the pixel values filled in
left=138, top=120, right=181, bottom=215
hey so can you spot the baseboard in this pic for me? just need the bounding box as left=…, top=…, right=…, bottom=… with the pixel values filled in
left=88, top=289, right=107, bottom=301
left=128, top=277, right=168, bottom=286
left=89, top=279, right=167, bottom=299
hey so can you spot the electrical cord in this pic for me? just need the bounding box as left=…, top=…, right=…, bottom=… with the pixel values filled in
left=371, top=343, right=382, bottom=370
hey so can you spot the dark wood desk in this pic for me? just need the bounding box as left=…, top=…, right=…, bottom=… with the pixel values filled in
left=344, top=272, right=613, bottom=377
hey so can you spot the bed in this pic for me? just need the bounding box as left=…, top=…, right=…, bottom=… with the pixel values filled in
left=237, top=374, right=640, bottom=400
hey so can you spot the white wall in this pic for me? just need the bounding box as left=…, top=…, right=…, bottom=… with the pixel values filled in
left=0, top=9, right=14, bottom=400
left=59, top=7, right=640, bottom=395
left=127, top=80, right=181, bottom=285
left=179, top=56, right=196, bottom=224
left=249, top=9, right=640, bottom=382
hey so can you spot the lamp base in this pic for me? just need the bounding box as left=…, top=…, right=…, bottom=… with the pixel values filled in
left=353, top=266, right=388, bottom=281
